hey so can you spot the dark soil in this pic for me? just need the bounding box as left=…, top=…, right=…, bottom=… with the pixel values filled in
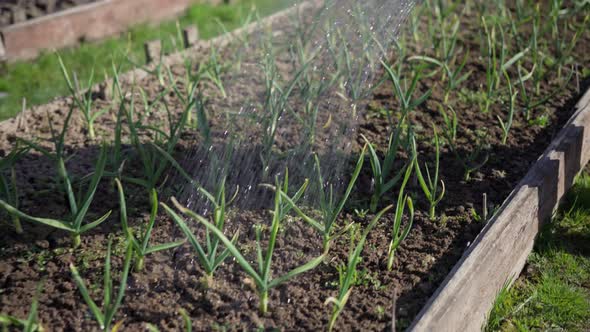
left=0, top=0, right=98, bottom=28
left=1, top=1, right=589, bottom=331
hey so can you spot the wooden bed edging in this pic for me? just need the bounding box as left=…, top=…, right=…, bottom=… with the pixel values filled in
left=0, top=0, right=225, bottom=62
left=408, top=87, right=590, bottom=331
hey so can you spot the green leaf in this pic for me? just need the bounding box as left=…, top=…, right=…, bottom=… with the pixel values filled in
left=0, top=199, right=75, bottom=232
left=104, top=242, right=133, bottom=327
left=70, top=263, right=105, bottom=328
left=78, top=210, right=112, bottom=234
left=161, top=202, right=214, bottom=274
left=179, top=309, right=192, bottom=332
left=268, top=253, right=326, bottom=288
left=329, top=145, right=366, bottom=227
left=176, top=201, right=264, bottom=288
left=73, top=144, right=108, bottom=229
left=150, top=143, right=199, bottom=189
left=278, top=192, right=324, bottom=232
left=145, top=239, right=187, bottom=254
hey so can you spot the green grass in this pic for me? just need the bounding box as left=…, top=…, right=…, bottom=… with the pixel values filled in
left=0, top=0, right=293, bottom=121
left=486, top=172, right=590, bottom=331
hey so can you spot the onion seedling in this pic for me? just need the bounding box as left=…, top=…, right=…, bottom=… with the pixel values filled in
left=200, top=46, right=228, bottom=98
left=280, top=147, right=367, bottom=252
left=115, top=179, right=185, bottom=271
left=121, top=92, right=196, bottom=193
left=109, top=65, right=127, bottom=175
left=57, top=55, right=109, bottom=140
left=184, top=176, right=325, bottom=314
left=437, top=106, right=490, bottom=181
left=413, top=128, right=445, bottom=221
left=262, top=169, right=310, bottom=222
left=0, top=111, right=111, bottom=247
left=517, top=63, right=574, bottom=124
left=438, top=104, right=457, bottom=146
left=70, top=239, right=133, bottom=332
left=177, top=57, right=204, bottom=127
left=480, top=16, right=529, bottom=113
left=296, top=65, right=339, bottom=148
left=548, top=0, right=589, bottom=81
left=0, top=143, right=28, bottom=234
left=497, top=71, right=518, bottom=145
left=127, top=50, right=166, bottom=87
left=362, top=119, right=411, bottom=213
left=327, top=25, right=386, bottom=111
left=381, top=60, right=431, bottom=128
left=409, top=52, right=472, bottom=104
left=326, top=205, right=392, bottom=331
left=387, top=161, right=415, bottom=270
left=161, top=179, right=240, bottom=286
left=259, top=50, right=309, bottom=172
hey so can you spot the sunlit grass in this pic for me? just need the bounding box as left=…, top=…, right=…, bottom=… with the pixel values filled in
left=486, top=173, right=590, bottom=331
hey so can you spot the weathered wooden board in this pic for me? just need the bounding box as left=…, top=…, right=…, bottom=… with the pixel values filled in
left=408, top=87, right=590, bottom=331
left=0, top=0, right=223, bottom=62
left=0, top=35, right=5, bottom=61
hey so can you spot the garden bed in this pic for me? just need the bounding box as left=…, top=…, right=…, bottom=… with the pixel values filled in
left=1, top=0, right=589, bottom=331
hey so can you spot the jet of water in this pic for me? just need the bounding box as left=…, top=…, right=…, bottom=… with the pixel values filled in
left=177, top=0, right=417, bottom=212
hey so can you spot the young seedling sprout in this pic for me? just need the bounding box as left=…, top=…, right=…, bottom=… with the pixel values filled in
left=409, top=51, right=472, bottom=104
left=413, top=128, right=445, bottom=221
left=161, top=179, right=241, bottom=287
left=479, top=16, right=528, bottom=114
left=182, top=175, right=325, bottom=314
left=0, top=107, right=111, bottom=247
left=259, top=49, right=310, bottom=172
left=120, top=91, right=196, bottom=193
left=381, top=59, right=431, bottom=128
left=200, top=46, right=228, bottom=98
left=115, top=179, right=185, bottom=271
left=326, top=205, right=393, bottom=331
left=70, top=239, right=133, bottom=331
left=281, top=147, right=367, bottom=252
left=58, top=55, right=109, bottom=140
left=497, top=70, right=519, bottom=145
left=438, top=104, right=457, bottom=146
left=387, top=161, right=415, bottom=270
left=0, top=143, right=28, bottom=234
left=362, top=118, right=411, bottom=213
left=437, top=104, right=490, bottom=181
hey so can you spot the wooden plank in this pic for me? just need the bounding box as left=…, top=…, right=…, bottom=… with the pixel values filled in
left=0, top=0, right=217, bottom=62
left=183, top=25, right=199, bottom=48
left=0, top=32, right=5, bottom=61
left=144, top=39, right=162, bottom=64
left=408, top=87, right=590, bottom=331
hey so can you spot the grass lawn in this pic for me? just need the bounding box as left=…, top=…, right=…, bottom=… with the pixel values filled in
left=486, top=172, right=590, bottom=331
left=0, top=0, right=292, bottom=121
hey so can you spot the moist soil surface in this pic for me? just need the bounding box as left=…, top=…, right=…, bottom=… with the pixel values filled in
left=0, top=0, right=98, bottom=28
left=1, top=1, right=590, bottom=331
